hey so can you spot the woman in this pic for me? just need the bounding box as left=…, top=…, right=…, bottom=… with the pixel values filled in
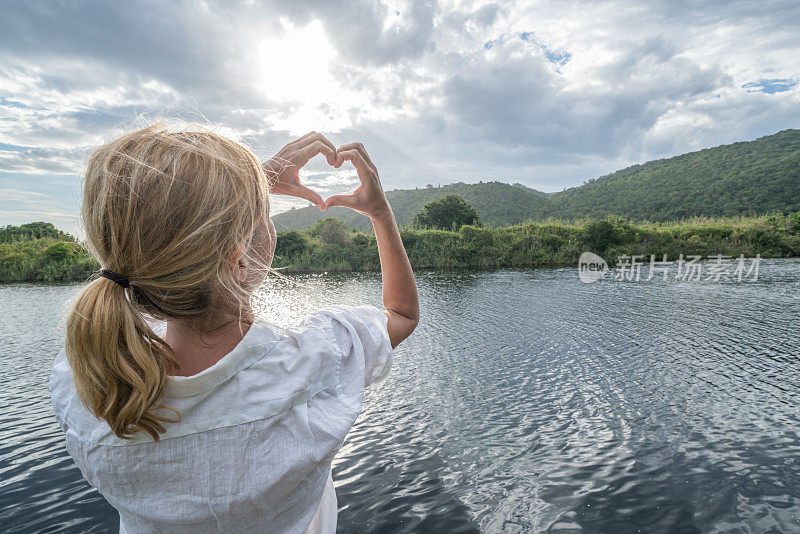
left=50, top=123, right=419, bottom=533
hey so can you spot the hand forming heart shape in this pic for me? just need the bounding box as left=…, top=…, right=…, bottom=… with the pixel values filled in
left=263, top=132, right=391, bottom=220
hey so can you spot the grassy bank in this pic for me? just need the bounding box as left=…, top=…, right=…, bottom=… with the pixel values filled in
left=0, top=223, right=98, bottom=282
left=273, top=214, right=800, bottom=273
left=0, top=235, right=99, bottom=282
left=2, top=215, right=799, bottom=283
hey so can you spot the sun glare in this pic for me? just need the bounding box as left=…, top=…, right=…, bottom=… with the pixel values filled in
left=253, top=20, right=362, bottom=134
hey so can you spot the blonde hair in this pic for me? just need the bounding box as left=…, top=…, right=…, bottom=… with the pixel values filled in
left=66, top=122, right=270, bottom=440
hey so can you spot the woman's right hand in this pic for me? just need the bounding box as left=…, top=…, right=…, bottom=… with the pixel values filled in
left=322, top=142, right=392, bottom=220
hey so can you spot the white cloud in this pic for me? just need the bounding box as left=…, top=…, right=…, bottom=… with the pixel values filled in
left=0, top=147, right=87, bottom=174
left=0, top=187, right=80, bottom=233
left=0, top=0, right=799, bottom=228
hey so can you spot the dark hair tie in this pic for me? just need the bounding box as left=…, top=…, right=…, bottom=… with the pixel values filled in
left=100, top=269, right=130, bottom=288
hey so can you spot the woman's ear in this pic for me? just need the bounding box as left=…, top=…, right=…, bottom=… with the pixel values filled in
left=228, top=244, right=247, bottom=284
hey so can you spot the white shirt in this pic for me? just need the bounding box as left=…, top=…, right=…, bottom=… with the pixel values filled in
left=50, top=305, right=393, bottom=533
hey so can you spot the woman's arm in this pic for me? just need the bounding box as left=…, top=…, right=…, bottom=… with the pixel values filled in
left=323, top=143, right=419, bottom=348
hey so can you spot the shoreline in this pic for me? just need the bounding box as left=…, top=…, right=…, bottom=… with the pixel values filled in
left=3, top=256, right=798, bottom=286
left=3, top=215, right=799, bottom=283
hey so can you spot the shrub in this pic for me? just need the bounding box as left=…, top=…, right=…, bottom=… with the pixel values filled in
left=581, top=219, right=618, bottom=253
left=789, top=211, right=800, bottom=233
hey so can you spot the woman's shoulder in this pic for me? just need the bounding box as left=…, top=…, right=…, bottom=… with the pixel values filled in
left=292, top=304, right=393, bottom=388
left=47, top=305, right=392, bottom=446
left=49, top=348, right=110, bottom=442
left=293, top=304, right=388, bottom=338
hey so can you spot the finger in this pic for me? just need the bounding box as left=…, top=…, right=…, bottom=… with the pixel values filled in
left=286, top=131, right=318, bottom=147
left=335, top=149, right=372, bottom=181
left=297, top=140, right=336, bottom=165
left=337, top=142, right=376, bottom=174
left=323, top=194, right=358, bottom=211
left=294, top=184, right=324, bottom=208
left=337, top=142, right=374, bottom=169
left=298, top=133, right=337, bottom=165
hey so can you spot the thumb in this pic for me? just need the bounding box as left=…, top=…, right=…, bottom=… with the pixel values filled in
left=323, top=194, right=357, bottom=211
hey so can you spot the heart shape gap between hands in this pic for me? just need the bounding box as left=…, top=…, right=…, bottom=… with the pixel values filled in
left=264, top=132, right=388, bottom=219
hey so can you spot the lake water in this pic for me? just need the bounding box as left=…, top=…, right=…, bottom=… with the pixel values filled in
left=1, top=260, right=800, bottom=533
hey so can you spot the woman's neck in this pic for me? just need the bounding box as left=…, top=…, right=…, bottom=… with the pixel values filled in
left=163, top=309, right=254, bottom=377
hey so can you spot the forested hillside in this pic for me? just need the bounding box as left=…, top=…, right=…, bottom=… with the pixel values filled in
left=550, top=128, right=800, bottom=220
left=272, top=129, right=800, bottom=230
left=272, top=181, right=552, bottom=231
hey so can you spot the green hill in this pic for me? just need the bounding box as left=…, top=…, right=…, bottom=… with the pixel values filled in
left=272, top=181, right=553, bottom=231
left=272, top=129, right=800, bottom=230
left=550, top=129, right=800, bottom=220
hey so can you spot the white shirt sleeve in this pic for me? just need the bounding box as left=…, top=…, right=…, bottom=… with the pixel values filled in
left=311, top=304, right=394, bottom=388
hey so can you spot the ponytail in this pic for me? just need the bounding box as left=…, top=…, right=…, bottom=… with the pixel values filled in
left=65, top=275, right=179, bottom=441
left=68, top=122, right=270, bottom=440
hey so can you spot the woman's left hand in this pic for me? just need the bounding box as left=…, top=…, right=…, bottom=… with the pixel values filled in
left=263, top=132, right=336, bottom=208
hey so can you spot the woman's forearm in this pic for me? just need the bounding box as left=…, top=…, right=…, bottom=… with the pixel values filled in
left=371, top=209, right=419, bottom=347
left=318, top=141, right=419, bottom=347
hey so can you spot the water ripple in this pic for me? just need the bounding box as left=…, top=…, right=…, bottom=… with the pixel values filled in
left=1, top=260, right=799, bottom=532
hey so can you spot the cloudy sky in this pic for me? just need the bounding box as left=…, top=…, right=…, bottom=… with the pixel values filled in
left=1, top=0, right=799, bottom=234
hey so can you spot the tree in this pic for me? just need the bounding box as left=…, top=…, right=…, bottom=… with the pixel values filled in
left=412, top=194, right=480, bottom=230
left=581, top=217, right=630, bottom=254
left=274, top=230, right=310, bottom=257
left=582, top=219, right=617, bottom=253
left=0, top=222, right=72, bottom=243
left=44, top=242, right=75, bottom=261
left=311, top=218, right=352, bottom=245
